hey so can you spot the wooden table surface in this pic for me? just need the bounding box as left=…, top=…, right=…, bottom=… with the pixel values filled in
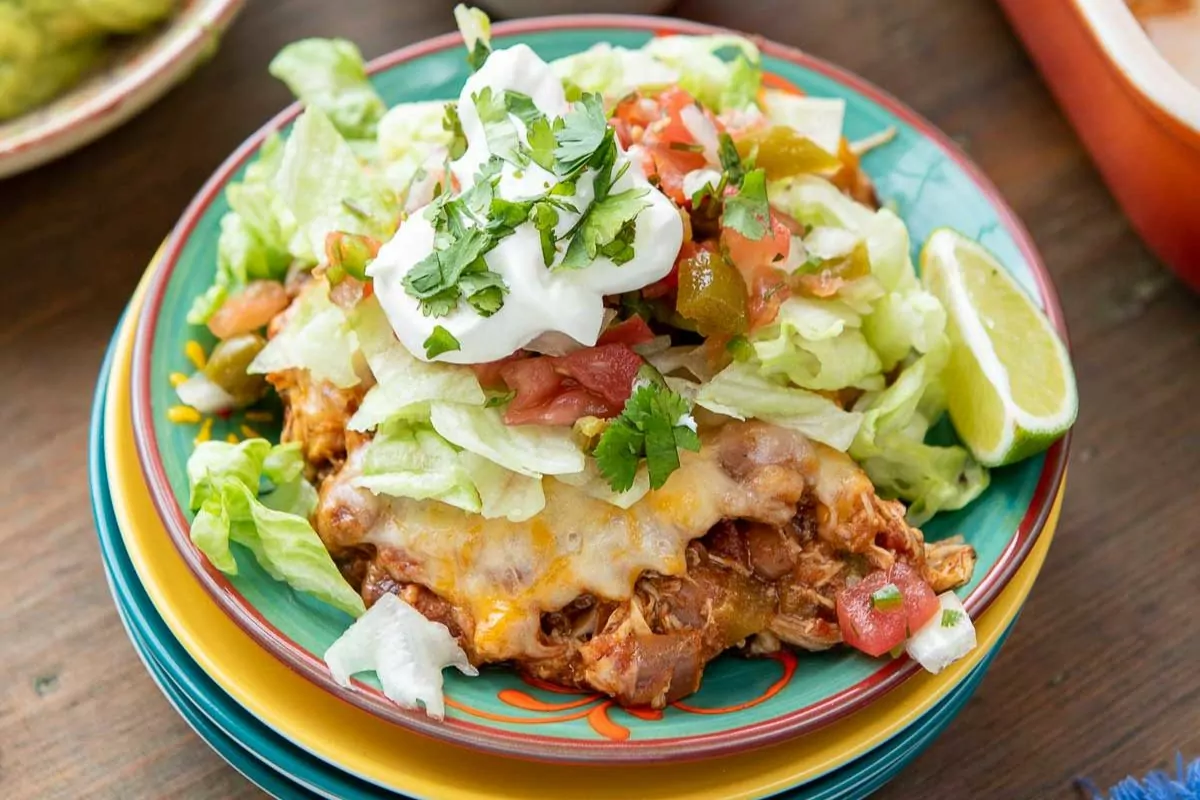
left=4, top=0, right=1199, bottom=797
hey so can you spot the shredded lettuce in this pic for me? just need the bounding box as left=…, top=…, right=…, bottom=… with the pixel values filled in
left=550, top=44, right=678, bottom=102
left=459, top=452, right=546, bottom=522
left=751, top=297, right=884, bottom=391
left=269, top=38, right=386, bottom=140
left=429, top=403, right=585, bottom=478
left=325, top=593, right=476, bottom=720
left=642, top=35, right=762, bottom=111
left=352, top=420, right=481, bottom=513
left=187, top=133, right=293, bottom=324
left=248, top=280, right=361, bottom=389
left=376, top=100, right=453, bottom=195
left=348, top=298, right=484, bottom=431
left=186, top=440, right=365, bottom=618
left=554, top=458, right=650, bottom=509
left=274, top=107, right=397, bottom=262
left=696, top=361, right=863, bottom=451
left=850, top=352, right=989, bottom=525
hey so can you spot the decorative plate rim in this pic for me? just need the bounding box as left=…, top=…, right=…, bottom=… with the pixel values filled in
left=130, top=14, right=1071, bottom=764
left=0, top=0, right=247, bottom=178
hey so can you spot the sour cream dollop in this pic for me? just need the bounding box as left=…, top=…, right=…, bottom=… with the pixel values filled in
left=368, top=44, right=683, bottom=364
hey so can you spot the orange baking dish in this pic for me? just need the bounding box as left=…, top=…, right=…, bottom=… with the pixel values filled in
left=998, top=0, right=1200, bottom=291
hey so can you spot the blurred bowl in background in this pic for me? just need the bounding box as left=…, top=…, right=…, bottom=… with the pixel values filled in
left=482, top=0, right=677, bottom=17
left=0, top=0, right=246, bottom=179
left=999, top=0, right=1200, bottom=293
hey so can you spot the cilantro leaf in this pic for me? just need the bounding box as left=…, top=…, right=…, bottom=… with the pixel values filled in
left=472, top=86, right=525, bottom=166
left=554, top=92, right=609, bottom=177
left=941, top=609, right=965, bottom=628
left=526, top=117, right=558, bottom=172
left=531, top=201, right=559, bottom=266
left=423, top=326, right=461, bottom=359
left=443, top=103, right=467, bottom=160
left=559, top=187, right=649, bottom=270
left=593, top=380, right=701, bottom=492
left=503, top=90, right=545, bottom=127
left=402, top=227, right=508, bottom=317
left=718, top=132, right=745, bottom=184
left=723, top=168, right=770, bottom=240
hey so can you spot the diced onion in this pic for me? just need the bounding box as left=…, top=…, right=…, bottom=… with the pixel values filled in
left=525, top=332, right=583, bottom=356
left=632, top=335, right=673, bottom=357
left=905, top=591, right=976, bottom=674
left=679, top=104, right=720, bottom=165
left=175, top=372, right=236, bottom=415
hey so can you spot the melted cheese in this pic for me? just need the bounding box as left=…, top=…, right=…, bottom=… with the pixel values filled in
left=362, top=448, right=747, bottom=661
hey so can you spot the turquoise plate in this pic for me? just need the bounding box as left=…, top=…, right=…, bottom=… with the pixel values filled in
left=90, top=321, right=1015, bottom=797
left=127, top=15, right=1068, bottom=762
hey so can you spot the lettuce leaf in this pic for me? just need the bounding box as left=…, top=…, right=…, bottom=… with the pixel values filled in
left=269, top=38, right=386, bottom=140
left=186, top=440, right=364, bottom=618
left=187, top=133, right=292, bottom=324
left=324, top=593, right=476, bottom=720
left=348, top=298, right=484, bottom=432
left=642, top=35, right=762, bottom=111
left=751, top=297, right=884, bottom=391
left=248, top=280, right=361, bottom=389
left=554, top=458, right=650, bottom=509
left=551, top=43, right=678, bottom=102
left=850, top=352, right=989, bottom=525
left=429, top=403, right=585, bottom=477
left=274, top=107, right=397, bottom=262
left=459, top=452, right=546, bottom=522
left=352, top=420, right=481, bottom=513
left=695, top=361, right=863, bottom=451
left=376, top=100, right=453, bottom=194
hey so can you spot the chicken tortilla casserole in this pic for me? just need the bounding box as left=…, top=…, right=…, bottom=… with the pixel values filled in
left=173, top=6, right=1069, bottom=719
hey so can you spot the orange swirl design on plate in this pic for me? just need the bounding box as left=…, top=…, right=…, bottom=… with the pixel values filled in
left=444, top=652, right=797, bottom=741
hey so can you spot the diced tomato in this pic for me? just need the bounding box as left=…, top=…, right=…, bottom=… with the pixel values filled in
left=555, top=344, right=644, bottom=407
left=207, top=281, right=290, bottom=340
left=500, top=357, right=563, bottom=412
left=650, top=146, right=705, bottom=205
left=471, top=353, right=526, bottom=389
left=722, top=213, right=792, bottom=273
left=597, top=315, right=655, bottom=347
left=836, top=563, right=940, bottom=658
left=504, top=388, right=614, bottom=426
left=721, top=213, right=794, bottom=329
left=495, top=344, right=644, bottom=426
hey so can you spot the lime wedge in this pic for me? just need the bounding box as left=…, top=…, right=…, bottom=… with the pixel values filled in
left=921, top=229, right=1077, bottom=466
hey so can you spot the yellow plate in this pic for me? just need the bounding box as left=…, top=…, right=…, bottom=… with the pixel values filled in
left=106, top=276, right=1062, bottom=799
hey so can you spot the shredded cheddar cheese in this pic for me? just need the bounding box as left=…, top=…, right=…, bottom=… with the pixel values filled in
left=168, top=372, right=189, bottom=388
left=194, top=417, right=214, bottom=444
left=167, top=405, right=201, bottom=424
left=184, top=340, right=207, bottom=370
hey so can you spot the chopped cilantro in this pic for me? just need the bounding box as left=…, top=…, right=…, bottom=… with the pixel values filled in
left=560, top=187, right=649, bottom=269
left=443, top=103, right=467, bottom=160
left=423, top=326, right=461, bottom=359
left=402, top=227, right=508, bottom=318
left=718, top=132, right=745, bottom=183
left=503, top=90, right=544, bottom=127
left=526, top=116, right=558, bottom=172
left=472, top=86, right=525, bottom=166
left=941, top=609, right=965, bottom=628
left=594, top=370, right=701, bottom=492
left=554, top=92, right=609, bottom=178
left=531, top=201, right=559, bottom=266
left=723, top=168, right=770, bottom=240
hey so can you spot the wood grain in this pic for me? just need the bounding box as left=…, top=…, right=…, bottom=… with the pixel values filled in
left=2, top=0, right=1198, bottom=797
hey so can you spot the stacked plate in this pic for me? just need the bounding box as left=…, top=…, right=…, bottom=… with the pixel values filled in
left=87, top=16, right=1070, bottom=799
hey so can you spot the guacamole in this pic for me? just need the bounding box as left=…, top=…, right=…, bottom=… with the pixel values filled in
left=0, top=0, right=177, bottom=121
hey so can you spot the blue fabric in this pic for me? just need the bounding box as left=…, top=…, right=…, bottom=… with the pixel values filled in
left=1080, top=755, right=1200, bottom=800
